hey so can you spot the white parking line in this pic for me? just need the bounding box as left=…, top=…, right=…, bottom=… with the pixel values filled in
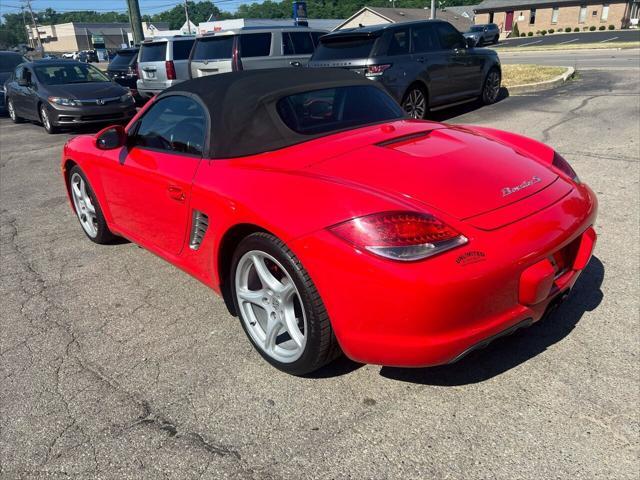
left=600, top=36, right=619, bottom=43
left=559, top=38, right=579, bottom=45
left=517, top=40, right=543, bottom=47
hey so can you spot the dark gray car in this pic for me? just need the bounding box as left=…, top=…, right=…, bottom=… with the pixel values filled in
left=4, top=60, right=136, bottom=133
left=307, top=20, right=502, bottom=119
left=1, top=51, right=28, bottom=110
left=464, top=23, right=500, bottom=46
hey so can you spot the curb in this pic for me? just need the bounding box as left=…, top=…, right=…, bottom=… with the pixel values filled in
left=507, top=66, right=575, bottom=95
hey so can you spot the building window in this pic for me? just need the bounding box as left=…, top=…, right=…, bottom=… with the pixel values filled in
left=529, top=8, right=536, bottom=25
left=579, top=5, right=587, bottom=23
left=489, top=11, right=494, bottom=23
left=601, top=4, right=610, bottom=21
left=551, top=7, right=559, bottom=23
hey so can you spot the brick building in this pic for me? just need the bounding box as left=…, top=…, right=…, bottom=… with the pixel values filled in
left=474, top=0, right=639, bottom=34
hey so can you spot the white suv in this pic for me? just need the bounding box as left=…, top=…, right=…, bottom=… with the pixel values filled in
left=136, top=35, right=195, bottom=99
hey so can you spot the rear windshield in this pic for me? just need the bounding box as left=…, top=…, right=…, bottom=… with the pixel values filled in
left=277, top=85, right=404, bottom=135
left=172, top=39, right=195, bottom=60
left=109, top=51, right=137, bottom=68
left=192, top=36, right=233, bottom=61
left=0, top=53, right=26, bottom=73
left=139, top=42, right=167, bottom=62
left=312, top=36, right=377, bottom=60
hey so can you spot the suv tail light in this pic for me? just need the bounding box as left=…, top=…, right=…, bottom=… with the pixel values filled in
left=329, top=211, right=467, bottom=261
left=137, top=63, right=142, bottom=79
left=165, top=60, right=176, bottom=80
left=552, top=151, right=579, bottom=183
left=232, top=42, right=243, bottom=72
left=365, top=64, right=391, bottom=77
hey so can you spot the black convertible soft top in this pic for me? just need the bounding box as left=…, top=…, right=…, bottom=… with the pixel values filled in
left=160, top=68, right=396, bottom=159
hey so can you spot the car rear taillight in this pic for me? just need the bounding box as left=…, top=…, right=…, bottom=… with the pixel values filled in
left=552, top=151, right=579, bottom=183
left=137, top=64, right=142, bottom=79
left=165, top=60, right=176, bottom=80
left=365, top=64, right=391, bottom=77
left=232, top=42, right=243, bottom=72
left=329, top=211, right=468, bottom=261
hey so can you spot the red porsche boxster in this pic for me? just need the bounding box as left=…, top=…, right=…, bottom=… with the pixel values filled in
left=61, top=69, right=597, bottom=375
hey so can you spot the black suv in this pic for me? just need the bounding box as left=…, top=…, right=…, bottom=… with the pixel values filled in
left=308, top=20, right=502, bottom=119
left=107, top=48, right=144, bottom=104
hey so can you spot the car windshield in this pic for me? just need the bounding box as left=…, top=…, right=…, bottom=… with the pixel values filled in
left=34, top=63, right=110, bottom=85
left=109, top=51, right=137, bottom=68
left=277, top=85, right=404, bottom=135
left=0, top=54, right=26, bottom=73
left=312, top=36, right=378, bottom=60
left=469, top=26, right=485, bottom=32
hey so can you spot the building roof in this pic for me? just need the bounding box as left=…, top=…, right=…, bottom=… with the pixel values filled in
left=162, top=68, right=394, bottom=158
left=475, top=0, right=624, bottom=13
left=335, top=6, right=472, bottom=32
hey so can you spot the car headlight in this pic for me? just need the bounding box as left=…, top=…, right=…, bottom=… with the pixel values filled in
left=120, top=91, right=134, bottom=103
left=48, top=96, right=79, bottom=106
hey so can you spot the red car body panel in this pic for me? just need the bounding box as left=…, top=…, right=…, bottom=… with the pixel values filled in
left=61, top=118, right=597, bottom=367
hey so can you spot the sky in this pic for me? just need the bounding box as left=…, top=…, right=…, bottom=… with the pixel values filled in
left=0, top=0, right=260, bottom=15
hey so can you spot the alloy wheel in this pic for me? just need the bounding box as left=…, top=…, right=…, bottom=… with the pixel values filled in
left=235, top=250, right=307, bottom=363
left=70, top=172, right=98, bottom=238
left=7, top=100, right=16, bottom=121
left=483, top=70, right=501, bottom=104
left=40, top=106, right=52, bottom=131
left=402, top=88, right=427, bottom=119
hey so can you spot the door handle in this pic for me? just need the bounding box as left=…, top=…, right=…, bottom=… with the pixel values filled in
left=290, top=61, right=302, bottom=67
left=417, top=57, right=425, bottom=63
left=167, top=185, right=186, bottom=202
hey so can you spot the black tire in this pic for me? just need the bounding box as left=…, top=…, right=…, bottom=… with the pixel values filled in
left=481, top=67, right=502, bottom=105
left=67, top=165, right=117, bottom=244
left=231, top=232, right=341, bottom=375
left=493, top=35, right=500, bottom=44
left=401, top=85, right=429, bottom=120
left=39, top=104, right=57, bottom=134
left=6, top=98, right=23, bottom=123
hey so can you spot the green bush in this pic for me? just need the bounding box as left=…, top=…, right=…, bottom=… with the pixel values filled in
left=598, top=25, right=605, bottom=30
left=608, top=25, right=615, bottom=30
left=528, top=31, right=534, bottom=36
left=589, top=25, right=596, bottom=31
left=541, top=30, right=547, bottom=35
left=521, top=33, right=526, bottom=37
left=548, top=29, right=554, bottom=34
left=574, top=27, right=580, bottom=32
left=565, top=27, right=572, bottom=32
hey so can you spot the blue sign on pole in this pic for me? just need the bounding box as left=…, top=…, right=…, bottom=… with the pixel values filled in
left=293, top=1, right=308, bottom=26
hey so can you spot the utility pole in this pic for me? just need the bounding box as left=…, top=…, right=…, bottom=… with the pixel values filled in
left=24, top=0, right=42, bottom=50
left=431, top=0, right=436, bottom=19
left=126, top=0, right=144, bottom=45
left=183, top=0, right=193, bottom=34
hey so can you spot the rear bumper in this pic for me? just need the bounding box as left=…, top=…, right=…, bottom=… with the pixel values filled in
left=137, top=79, right=184, bottom=98
left=290, top=183, right=598, bottom=367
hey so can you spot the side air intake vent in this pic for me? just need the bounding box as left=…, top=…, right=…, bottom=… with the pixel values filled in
left=189, top=210, right=209, bottom=250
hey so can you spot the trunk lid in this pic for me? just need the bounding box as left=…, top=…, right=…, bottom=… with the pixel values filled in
left=306, top=126, right=564, bottom=221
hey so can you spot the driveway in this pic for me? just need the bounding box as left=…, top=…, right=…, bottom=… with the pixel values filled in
left=1, top=68, right=638, bottom=479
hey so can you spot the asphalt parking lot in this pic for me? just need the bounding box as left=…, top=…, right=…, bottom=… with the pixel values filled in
left=495, top=28, right=640, bottom=48
left=1, top=67, right=639, bottom=479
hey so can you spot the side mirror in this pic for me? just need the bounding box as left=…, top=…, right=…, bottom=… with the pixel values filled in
left=96, top=125, right=126, bottom=150
left=466, top=37, right=477, bottom=48
left=17, top=78, right=29, bottom=87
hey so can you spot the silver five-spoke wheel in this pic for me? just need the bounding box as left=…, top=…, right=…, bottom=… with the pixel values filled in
left=70, top=172, right=98, bottom=238
left=402, top=87, right=427, bottom=119
left=235, top=250, right=307, bottom=363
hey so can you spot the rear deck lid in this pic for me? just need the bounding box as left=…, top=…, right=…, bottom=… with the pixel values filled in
left=307, top=127, right=565, bottom=221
